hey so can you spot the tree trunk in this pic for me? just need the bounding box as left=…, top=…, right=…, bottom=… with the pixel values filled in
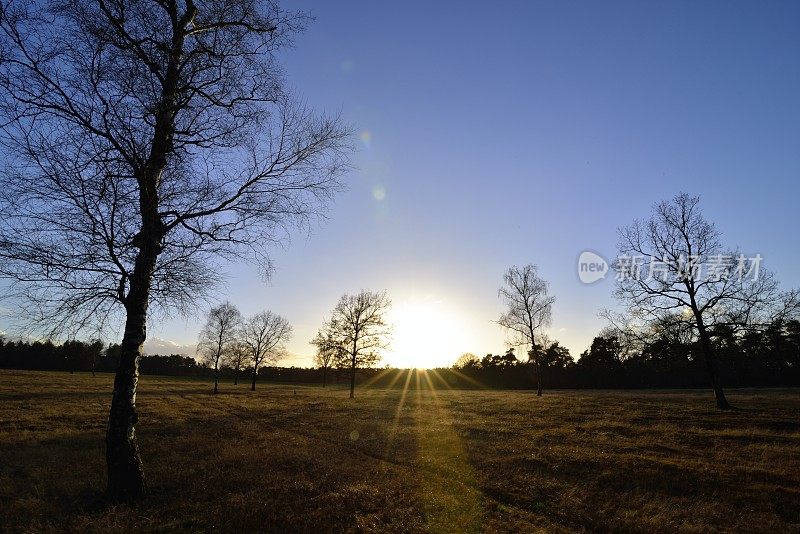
left=106, top=173, right=162, bottom=499
left=690, top=300, right=732, bottom=410
left=105, top=25, right=180, bottom=498
left=528, top=347, right=543, bottom=396
left=698, top=328, right=731, bottom=409
left=251, top=366, right=257, bottom=391
left=349, top=355, right=356, bottom=399
left=536, top=360, right=542, bottom=396
left=322, top=366, right=327, bottom=388
left=213, top=365, right=219, bottom=394
left=106, top=290, right=150, bottom=499
left=233, top=363, right=239, bottom=385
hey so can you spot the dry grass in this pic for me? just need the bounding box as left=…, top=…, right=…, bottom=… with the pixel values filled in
left=0, top=369, right=798, bottom=533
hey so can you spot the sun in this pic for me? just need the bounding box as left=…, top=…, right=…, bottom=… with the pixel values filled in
left=384, top=295, right=474, bottom=369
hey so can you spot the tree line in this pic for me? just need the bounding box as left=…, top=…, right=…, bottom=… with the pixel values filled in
left=5, top=314, right=797, bottom=390
left=448, top=319, right=800, bottom=389
left=0, top=336, right=339, bottom=382
left=0, top=338, right=204, bottom=376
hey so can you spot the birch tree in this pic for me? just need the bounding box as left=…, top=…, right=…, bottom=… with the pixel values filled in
left=0, top=0, right=350, bottom=498
left=242, top=310, right=291, bottom=391
left=498, top=265, right=556, bottom=396
left=318, top=290, right=391, bottom=398
left=196, top=302, right=241, bottom=394
left=608, top=193, right=799, bottom=409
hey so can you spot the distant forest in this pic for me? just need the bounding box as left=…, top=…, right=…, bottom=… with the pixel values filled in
left=2, top=319, right=798, bottom=389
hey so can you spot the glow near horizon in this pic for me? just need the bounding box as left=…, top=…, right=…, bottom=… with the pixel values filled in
left=384, top=295, right=480, bottom=369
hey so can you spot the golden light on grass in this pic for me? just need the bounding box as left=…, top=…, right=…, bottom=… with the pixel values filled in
left=413, top=370, right=483, bottom=532
left=385, top=368, right=414, bottom=455
left=2, top=370, right=799, bottom=531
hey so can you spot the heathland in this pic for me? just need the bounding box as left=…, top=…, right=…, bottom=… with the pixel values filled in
left=1, top=370, right=798, bottom=532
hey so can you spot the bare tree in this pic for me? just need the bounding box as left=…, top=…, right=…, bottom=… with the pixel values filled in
left=242, top=310, right=291, bottom=391
left=498, top=264, right=556, bottom=396
left=318, top=290, right=391, bottom=398
left=196, top=302, right=241, bottom=394
left=0, top=0, right=350, bottom=498
left=608, top=193, right=799, bottom=409
left=224, top=340, right=248, bottom=386
left=311, top=328, right=340, bottom=387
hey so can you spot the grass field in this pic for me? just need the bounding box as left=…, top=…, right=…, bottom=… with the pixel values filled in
left=0, top=370, right=798, bottom=533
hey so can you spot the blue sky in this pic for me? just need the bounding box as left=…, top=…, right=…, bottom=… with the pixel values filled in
left=3, top=0, right=799, bottom=367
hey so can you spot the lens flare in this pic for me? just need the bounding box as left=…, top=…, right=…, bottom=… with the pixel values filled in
left=359, top=130, right=372, bottom=149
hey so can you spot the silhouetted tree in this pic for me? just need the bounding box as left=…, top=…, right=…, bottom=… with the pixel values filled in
left=608, top=193, right=799, bottom=409
left=498, top=264, right=556, bottom=396
left=482, top=349, right=519, bottom=368
left=453, top=352, right=480, bottom=369
left=784, top=320, right=800, bottom=367
left=0, top=0, right=350, bottom=498
left=88, top=339, right=105, bottom=376
left=224, top=341, right=248, bottom=386
left=53, top=338, right=104, bottom=374
left=139, top=353, right=206, bottom=376
left=197, top=302, right=241, bottom=394
left=242, top=311, right=291, bottom=391
left=541, top=341, right=573, bottom=368
left=319, top=290, right=391, bottom=398
left=63, top=340, right=78, bottom=374
left=579, top=336, right=623, bottom=368
left=311, top=328, right=340, bottom=387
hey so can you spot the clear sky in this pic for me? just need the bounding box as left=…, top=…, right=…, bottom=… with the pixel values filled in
left=3, top=0, right=799, bottom=367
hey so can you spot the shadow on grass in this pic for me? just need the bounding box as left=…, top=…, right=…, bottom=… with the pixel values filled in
left=2, top=378, right=799, bottom=532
